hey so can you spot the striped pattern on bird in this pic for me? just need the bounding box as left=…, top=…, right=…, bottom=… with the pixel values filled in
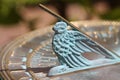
left=52, top=21, right=119, bottom=68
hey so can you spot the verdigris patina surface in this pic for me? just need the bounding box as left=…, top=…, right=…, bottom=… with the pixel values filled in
left=49, top=21, right=120, bottom=76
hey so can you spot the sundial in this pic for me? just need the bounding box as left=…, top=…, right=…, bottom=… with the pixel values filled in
left=0, top=4, right=120, bottom=80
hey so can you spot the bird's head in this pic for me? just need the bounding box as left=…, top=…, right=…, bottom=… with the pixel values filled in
left=53, top=22, right=67, bottom=33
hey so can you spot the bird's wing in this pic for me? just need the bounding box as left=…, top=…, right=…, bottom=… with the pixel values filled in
left=68, top=31, right=94, bottom=54
left=52, top=34, right=89, bottom=67
left=70, top=31, right=117, bottom=59
left=52, top=34, right=72, bottom=57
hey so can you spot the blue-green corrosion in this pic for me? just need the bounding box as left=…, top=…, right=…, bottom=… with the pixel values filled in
left=49, top=21, right=119, bottom=76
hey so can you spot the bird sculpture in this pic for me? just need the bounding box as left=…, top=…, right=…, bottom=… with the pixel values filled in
left=49, top=21, right=119, bottom=76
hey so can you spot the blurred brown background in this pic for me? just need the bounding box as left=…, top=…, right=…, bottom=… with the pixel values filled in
left=0, top=0, right=120, bottom=47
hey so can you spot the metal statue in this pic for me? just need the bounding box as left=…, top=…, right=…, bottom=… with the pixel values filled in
left=48, top=21, right=120, bottom=76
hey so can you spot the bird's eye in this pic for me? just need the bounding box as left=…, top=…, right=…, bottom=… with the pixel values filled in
left=61, top=27, right=64, bottom=29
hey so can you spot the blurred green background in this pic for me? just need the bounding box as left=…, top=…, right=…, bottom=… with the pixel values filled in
left=0, top=0, right=120, bottom=25
left=0, top=0, right=47, bottom=25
